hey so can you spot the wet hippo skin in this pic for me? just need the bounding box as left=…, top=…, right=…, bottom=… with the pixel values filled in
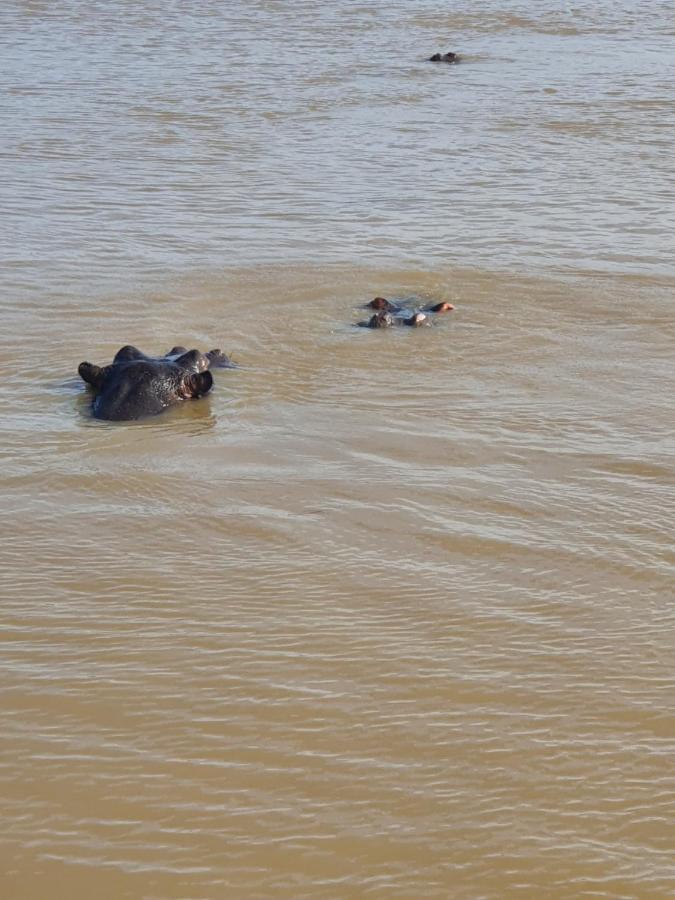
left=78, top=345, right=233, bottom=421
left=429, top=51, right=459, bottom=63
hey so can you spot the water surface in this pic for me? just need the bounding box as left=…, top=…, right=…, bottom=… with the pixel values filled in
left=1, top=2, right=674, bottom=898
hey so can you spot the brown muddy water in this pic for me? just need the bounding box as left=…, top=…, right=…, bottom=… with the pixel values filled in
left=1, top=3, right=675, bottom=899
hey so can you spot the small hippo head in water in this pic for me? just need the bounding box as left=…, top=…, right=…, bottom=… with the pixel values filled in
left=365, top=311, right=395, bottom=328
left=429, top=51, right=459, bottom=64
left=398, top=312, right=429, bottom=327
left=367, top=296, right=400, bottom=313
left=358, top=311, right=430, bottom=329
left=356, top=311, right=395, bottom=328
left=367, top=296, right=454, bottom=315
left=78, top=344, right=234, bottom=421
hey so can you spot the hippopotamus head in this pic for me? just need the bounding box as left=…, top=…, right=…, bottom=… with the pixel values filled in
left=359, top=311, right=394, bottom=329
left=399, top=312, right=428, bottom=327
left=367, top=297, right=400, bottom=313
left=78, top=344, right=232, bottom=421
left=429, top=51, right=459, bottom=64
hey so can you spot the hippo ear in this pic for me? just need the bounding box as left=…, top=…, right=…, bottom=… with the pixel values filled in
left=185, top=370, right=213, bottom=398
left=114, top=345, right=146, bottom=363
left=78, top=362, right=106, bottom=389
left=206, top=348, right=236, bottom=368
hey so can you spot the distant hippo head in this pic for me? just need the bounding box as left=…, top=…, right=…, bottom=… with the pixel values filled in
left=358, top=311, right=394, bottom=329
left=367, top=297, right=400, bottom=313
left=429, top=51, right=459, bottom=64
left=398, top=312, right=428, bottom=327
left=78, top=344, right=234, bottom=421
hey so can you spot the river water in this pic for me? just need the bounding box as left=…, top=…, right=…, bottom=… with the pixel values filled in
left=1, top=2, right=674, bottom=898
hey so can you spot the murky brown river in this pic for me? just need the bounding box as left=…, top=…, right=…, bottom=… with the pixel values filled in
left=1, top=2, right=674, bottom=898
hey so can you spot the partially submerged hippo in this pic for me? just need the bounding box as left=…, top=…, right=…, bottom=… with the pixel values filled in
left=367, top=297, right=401, bottom=313
left=360, top=311, right=395, bottom=329
left=366, top=296, right=454, bottom=314
left=358, top=311, right=429, bottom=329
left=424, top=301, right=455, bottom=313
left=359, top=296, right=455, bottom=327
left=429, top=51, right=460, bottom=64
left=78, top=344, right=234, bottom=421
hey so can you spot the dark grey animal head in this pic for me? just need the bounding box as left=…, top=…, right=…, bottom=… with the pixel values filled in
left=366, top=312, right=394, bottom=329
left=78, top=344, right=230, bottom=421
left=399, top=312, right=428, bottom=327
left=429, top=51, right=459, bottom=64
left=367, top=297, right=400, bottom=313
